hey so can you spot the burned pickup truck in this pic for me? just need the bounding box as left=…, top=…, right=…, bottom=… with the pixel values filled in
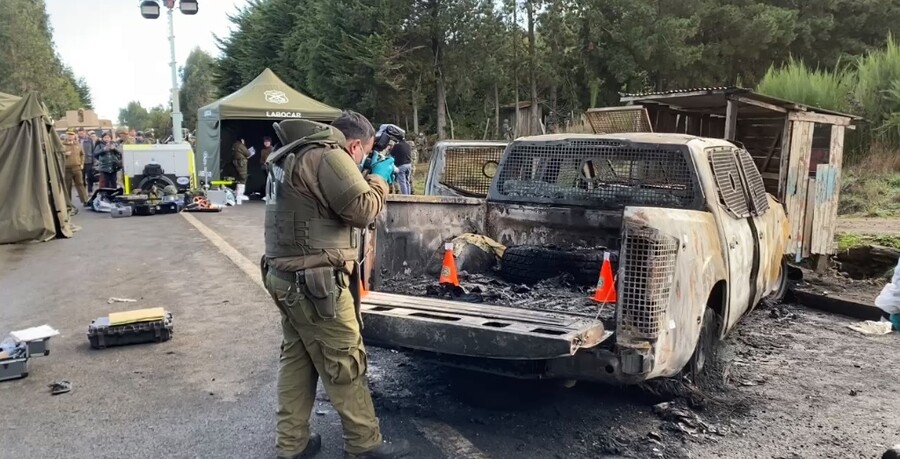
left=360, top=133, right=790, bottom=383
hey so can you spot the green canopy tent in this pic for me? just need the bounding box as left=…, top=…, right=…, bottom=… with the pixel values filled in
left=196, top=68, right=341, bottom=192
left=0, top=91, right=21, bottom=111
left=0, top=92, right=72, bottom=244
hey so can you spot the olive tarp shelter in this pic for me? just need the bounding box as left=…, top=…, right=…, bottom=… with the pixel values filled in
left=196, top=68, right=341, bottom=188
left=0, top=92, right=72, bottom=244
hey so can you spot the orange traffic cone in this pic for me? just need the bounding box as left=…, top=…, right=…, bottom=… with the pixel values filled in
left=592, top=252, right=617, bottom=303
left=438, top=243, right=460, bottom=287
left=359, top=277, right=368, bottom=299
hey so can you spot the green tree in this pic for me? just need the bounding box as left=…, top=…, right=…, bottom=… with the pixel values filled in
left=118, top=101, right=150, bottom=130
left=0, top=0, right=90, bottom=116
left=146, top=105, right=173, bottom=139
left=179, top=48, right=219, bottom=131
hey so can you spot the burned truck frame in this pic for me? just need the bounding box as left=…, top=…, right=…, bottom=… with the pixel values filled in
left=360, top=133, right=789, bottom=383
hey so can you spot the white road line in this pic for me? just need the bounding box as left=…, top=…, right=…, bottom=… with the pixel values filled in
left=181, top=211, right=493, bottom=459
left=180, top=212, right=266, bottom=291
left=414, top=419, right=492, bottom=459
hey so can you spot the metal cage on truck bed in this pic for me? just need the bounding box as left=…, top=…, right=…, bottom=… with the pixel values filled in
left=424, top=141, right=508, bottom=198
left=489, top=135, right=704, bottom=210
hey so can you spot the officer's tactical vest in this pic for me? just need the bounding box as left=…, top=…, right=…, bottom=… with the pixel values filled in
left=264, top=125, right=358, bottom=263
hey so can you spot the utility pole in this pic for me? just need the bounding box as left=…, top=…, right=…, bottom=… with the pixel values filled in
left=140, top=0, right=198, bottom=143
left=167, top=6, right=184, bottom=143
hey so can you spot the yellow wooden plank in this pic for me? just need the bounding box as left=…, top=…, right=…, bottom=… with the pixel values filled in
left=108, top=307, right=166, bottom=326
left=784, top=121, right=814, bottom=261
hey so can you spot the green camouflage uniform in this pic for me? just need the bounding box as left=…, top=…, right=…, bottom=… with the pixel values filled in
left=233, top=141, right=250, bottom=184
left=262, top=120, right=389, bottom=458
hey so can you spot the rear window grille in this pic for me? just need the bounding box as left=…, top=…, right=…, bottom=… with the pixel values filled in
left=439, top=145, right=505, bottom=197
left=618, top=227, right=678, bottom=340
left=494, top=140, right=698, bottom=209
left=585, top=107, right=653, bottom=135
left=738, top=149, right=770, bottom=215
left=709, top=148, right=751, bottom=218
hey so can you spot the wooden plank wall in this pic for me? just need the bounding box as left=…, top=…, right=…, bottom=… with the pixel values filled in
left=811, top=126, right=846, bottom=255
left=784, top=120, right=814, bottom=262
left=803, top=177, right=817, bottom=259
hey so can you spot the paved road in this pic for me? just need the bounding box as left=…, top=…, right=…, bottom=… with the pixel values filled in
left=2, top=201, right=898, bottom=459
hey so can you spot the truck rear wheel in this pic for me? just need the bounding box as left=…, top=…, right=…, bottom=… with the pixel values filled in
left=687, top=307, right=720, bottom=383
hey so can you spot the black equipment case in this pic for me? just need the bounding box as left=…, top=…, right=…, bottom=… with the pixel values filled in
left=87, top=313, right=174, bottom=349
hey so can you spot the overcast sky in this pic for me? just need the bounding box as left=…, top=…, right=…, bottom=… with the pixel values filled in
left=46, top=0, right=250, bottom=121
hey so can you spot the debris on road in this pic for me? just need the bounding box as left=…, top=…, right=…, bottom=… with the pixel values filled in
left=652, top=401, right=724, bottom=438
left=768, top=305, right=797, bottom=322
left=48, top=380, right=72, bottom=395
left=107, top=297, right=137, bottom=304
left=848, top=320, right=894, bottom=335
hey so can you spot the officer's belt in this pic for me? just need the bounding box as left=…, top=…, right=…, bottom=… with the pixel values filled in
left=269, top=267, right=306, bottom=284
left=268, top=266, right=343, bottom=284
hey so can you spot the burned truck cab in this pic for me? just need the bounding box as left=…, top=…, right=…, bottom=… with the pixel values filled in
left=363, top=133, right=789, bottom=384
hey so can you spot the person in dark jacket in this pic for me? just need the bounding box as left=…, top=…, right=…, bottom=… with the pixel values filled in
left=93, top=132, right=122, bottom=189
left=390, top=140, right=413, bottom=194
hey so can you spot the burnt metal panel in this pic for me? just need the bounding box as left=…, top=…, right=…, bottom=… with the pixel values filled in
left=361, top=292, right=611, bottom=360
left=489, top=137, right=702, bottom=211
left=708, top=147, right=751, bottom=218
left=617, top=226, right=679, bottom=340
left=737, top=148, right=771, bottom=216
left=373, top=195, right=486, bottom=283
left=485, top=201, right=622, bottom=248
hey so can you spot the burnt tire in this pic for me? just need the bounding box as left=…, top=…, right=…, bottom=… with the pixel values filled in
left=687, top=307, right=721, bottom=384
left=499, top=246, right=614, bottom=286
left=499, top=246, right=569, bottom=284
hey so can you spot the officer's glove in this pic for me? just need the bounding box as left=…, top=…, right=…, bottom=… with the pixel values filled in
left=370, top=156, right=396, bottom=184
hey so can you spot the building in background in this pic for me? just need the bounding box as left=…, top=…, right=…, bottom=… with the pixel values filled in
left=54, top=108, right=114, bottom=134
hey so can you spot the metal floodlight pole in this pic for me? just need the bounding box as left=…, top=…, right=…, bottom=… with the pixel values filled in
left=167, top=6, right=184, bottom=144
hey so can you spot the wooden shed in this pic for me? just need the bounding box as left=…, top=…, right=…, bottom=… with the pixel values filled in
left=613, top=87, right=859, bottom=265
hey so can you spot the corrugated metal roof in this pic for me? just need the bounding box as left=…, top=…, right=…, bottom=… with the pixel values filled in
left=620, top=87, right=740, bottom=98
left=619, top=87, right=859, bottom=120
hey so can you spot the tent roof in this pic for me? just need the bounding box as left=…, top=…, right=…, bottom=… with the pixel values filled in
left=199, top=68, right=341, bottom=121
left=0, top=91, right=21, bottom=112
left=0, top=92, right=48, bottom=130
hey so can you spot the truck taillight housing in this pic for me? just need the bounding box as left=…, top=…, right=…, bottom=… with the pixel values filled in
left=617, top=226, right=678, bottom=340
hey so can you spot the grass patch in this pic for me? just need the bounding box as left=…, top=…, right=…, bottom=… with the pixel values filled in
left=839, top=146, right=900, bottom=217
left=835, top=233, right=900, bottom=251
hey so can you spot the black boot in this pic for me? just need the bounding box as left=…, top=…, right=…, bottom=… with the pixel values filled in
left=278, top=433, right=322, bottom=459
left=344, top=439, right=410, bottom=459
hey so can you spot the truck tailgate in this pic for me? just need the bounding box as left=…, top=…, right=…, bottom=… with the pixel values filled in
left=361, top=292, right=612, bottom=360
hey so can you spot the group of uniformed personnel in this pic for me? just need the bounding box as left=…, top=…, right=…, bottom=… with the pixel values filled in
left=262, top=111, right=407, bottom=459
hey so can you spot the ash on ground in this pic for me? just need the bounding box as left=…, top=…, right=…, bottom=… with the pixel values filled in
left=379, top=271, right=616, bottom=324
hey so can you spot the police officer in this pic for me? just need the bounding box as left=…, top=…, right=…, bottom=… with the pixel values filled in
left=262, top=111, right=408, bottom=459
left=63, top=129, right=89, bottom=212
left=232, top=137, right=250, bottom=202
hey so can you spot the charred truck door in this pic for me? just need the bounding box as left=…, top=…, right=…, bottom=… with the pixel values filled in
left=708, top=147, right=758, bottom=331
